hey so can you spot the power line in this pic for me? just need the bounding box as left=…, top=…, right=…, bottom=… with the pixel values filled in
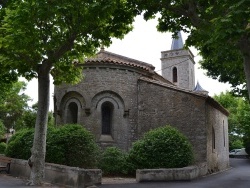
left=155, top=55, right=199, bottom=73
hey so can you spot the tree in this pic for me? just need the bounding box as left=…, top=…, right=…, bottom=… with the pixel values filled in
left=15, top=102, right=55, bottom=131
left=214, top=91, right=250, bottom=150
left=129, top=0, right=250, bottom=98
left=0, top=1, right=18, bottom=92
left=0, top=81, right=30, bottom=130
left=0, top=120, right=5, bottom=140
left=0, top=0, right=135, bottom=185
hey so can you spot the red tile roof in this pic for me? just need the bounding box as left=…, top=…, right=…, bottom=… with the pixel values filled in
left=83, top=49, right=155, bottom=73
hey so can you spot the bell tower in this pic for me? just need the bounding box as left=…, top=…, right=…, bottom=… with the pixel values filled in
left=161, top=31, right=195, bottom=90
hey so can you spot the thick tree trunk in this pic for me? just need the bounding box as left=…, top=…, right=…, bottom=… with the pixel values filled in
left=239, top=36, right=250, bottom=100
left=243, top=54, right=250, bottom=100
left=28, top=67, right=50, bottom=185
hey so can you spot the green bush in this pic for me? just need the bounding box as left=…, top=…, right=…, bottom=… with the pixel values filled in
left=99, top=147, right=128, bottom=176
left=0, top=120, right=5, bottom=139
left=231, top=139, right=244, bottom=150
left=46, top=124, right=100, bottom=168
left=5, top=124, right=100, bottom=168
left=0, top=142, right=7, bottom=154
left=5, top=128, right=34, bottom=159
left=127, top=125, right=194, bottom=173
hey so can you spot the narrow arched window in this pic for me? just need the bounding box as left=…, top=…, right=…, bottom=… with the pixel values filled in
left=173, top=67, right=177, bottom=83
left=66, top=102, right=78, bottom=124
left=101, top=102, right=113, bottom=135
left=212, top=127, right=215, bottom=150
left=223, top=120, right=225, bottom=147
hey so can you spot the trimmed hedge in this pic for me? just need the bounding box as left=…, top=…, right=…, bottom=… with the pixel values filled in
left=127, top=125, right=194, bottom=173
left=5, top=124, right=99, bottom=168
left=5, top=128, right=34, bottom=159
left=46, top=124, right=100, bottom=168
left=99, top=147, right=128, bottom=175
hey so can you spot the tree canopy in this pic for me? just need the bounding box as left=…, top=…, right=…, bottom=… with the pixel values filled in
left=1, top=0, right=135, bottom=84
left=0, top=81, right=30, bottom=130
left=0, top=0, right=136, bottom=185
left=129, top=0, right=250, bottom=98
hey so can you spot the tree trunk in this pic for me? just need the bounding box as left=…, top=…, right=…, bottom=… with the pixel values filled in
left=243, top=54, right=250, bottom=100
left=28, top=67, right=50, bottom=185
left=240, top=37, right=250, bottom=100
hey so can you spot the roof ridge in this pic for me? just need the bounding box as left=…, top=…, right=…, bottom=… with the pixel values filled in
left=97, top=50, right=155, bottom=71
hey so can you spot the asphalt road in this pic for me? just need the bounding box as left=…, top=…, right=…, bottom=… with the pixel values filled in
left=100, top=158, right=250, bottom=188
left=0, top=158, right=249, bottom=187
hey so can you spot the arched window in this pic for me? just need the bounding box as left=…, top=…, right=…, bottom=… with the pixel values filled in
left=101, top=102, right=113, bottom=135
left=66, top=102, right=78, bottom=124
left=212, top=127, right=215, bottom=150
left=173, top=67, right=178, bottom=83
left=223, top=120, right=225, bottom=147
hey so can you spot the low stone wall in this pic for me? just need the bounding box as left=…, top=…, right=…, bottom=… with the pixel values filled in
left=136, top=163, right=207, bottom=182
left=9, top=158, right=101, bottom=188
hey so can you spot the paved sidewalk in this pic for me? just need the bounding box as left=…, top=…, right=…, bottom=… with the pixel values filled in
left=0, top=174, right=61, bottom=187
left=0, top=174, right=135, bottom=187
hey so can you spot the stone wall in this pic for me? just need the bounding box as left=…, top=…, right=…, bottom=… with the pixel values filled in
left=136, top=165, right=201, bottom=182
left=137, top=79, right=207, bottom=163
left=206, top=103, right=229, bottom=173
left=10, top=158, right=101, bottom=188
left=54, top=66, right=142, bottom=150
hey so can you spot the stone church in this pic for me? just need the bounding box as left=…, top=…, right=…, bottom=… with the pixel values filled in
left=54, top=32, right=229, bottom=174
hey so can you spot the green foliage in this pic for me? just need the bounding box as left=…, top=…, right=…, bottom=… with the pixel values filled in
left=46, top=124, right=100, bottom=168
left=0, top=120, right=5, bottom=139
left=0, top=0, right=136, bottom=84
left=99, top=147, right=128, bottom=176
left=14, top=110, right=36, bottom=130
left=0, top=142, right=7, bottom=154
left=0, top=81, right=30, bottom=129
left=127, top=125, right=194, bottom=173
left=243, top=136, right=250, bottom=155
left=214, top=91, right=250, bottom=135
left=14, top=102, right=54, bottom=131
left=230, top=138, right=244, bottom=151
left=6, top=124, right=99, bottom=168
left=5, top=128, right=34, bottom=159
left=129, top=0, right=250, bottom=98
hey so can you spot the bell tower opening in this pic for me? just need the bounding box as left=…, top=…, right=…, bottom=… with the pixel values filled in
left=173, top=67, right=178, bottom=83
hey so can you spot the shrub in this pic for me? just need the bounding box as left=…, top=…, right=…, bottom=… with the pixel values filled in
left=0, top=142, right=7, bottom=154
left=99, top=147, right=128, bottom=176
left=5, top=128, right=34, bottom=159
left=5, top=124, right=100, bottom=168
left=46, top=124, right=100, bottom=168
left=127, top=125, right=194, bottom=173
left=231, top=139, right=244, bottom=150
left=0, top=120, right=5, bottom=139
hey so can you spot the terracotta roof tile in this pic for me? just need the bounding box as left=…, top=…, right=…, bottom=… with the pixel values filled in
left=82, top=49, right=155, bottom=73
left=85, top=57, right=152, bottom=71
